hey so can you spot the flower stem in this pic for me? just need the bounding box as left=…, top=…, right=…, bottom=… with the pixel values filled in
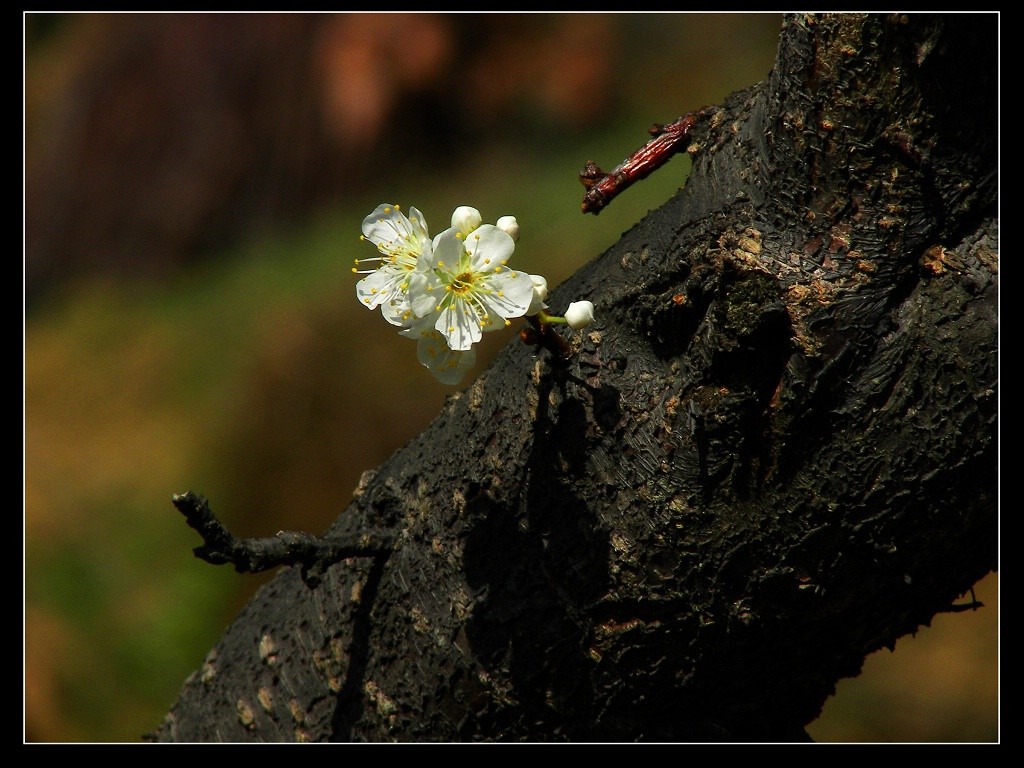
left=523, top=313, right=573, bottom=362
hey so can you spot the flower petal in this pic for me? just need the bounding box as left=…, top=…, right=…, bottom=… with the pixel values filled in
left=488, top=269, right=535, bottom=317
left=417, top=330, right=476, bottom=385
left=356, top=269, right=396, bottom=310
left=465, top=225, right=515, bottom=271
left=436, top=300, right=482, bottom=351
left=361, top=203, right=430, bottom=258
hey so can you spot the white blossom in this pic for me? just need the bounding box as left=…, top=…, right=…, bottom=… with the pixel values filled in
left=353, top=203, right=432, bottom=327
left=353, top=202, right=562, bottom=385
left=421, top=226, right=535, bottom=351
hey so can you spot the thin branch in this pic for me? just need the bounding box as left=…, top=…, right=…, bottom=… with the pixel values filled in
left=579, top=106, right=718, bottom=214
left=937, top=587, right=985, bottom=614
left=172, top=491, right=394, bottom=587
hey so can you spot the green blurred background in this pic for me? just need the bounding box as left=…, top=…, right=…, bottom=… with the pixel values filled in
left=23, top=12, right=997, bottom=743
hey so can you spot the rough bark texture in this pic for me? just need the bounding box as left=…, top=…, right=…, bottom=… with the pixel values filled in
left=152, top=13, right=997, bottom=742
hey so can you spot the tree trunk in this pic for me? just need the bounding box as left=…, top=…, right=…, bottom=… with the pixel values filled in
left=151, top=12, right=997, bottom=742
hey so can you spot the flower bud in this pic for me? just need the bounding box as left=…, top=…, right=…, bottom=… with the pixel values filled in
left=496, top=215, right=521, bottom=242
left=565, top=300, right=595, bottom=330
left=526, top=274, right=548, bottom=315
left=451, top=206, right=483, bottom=236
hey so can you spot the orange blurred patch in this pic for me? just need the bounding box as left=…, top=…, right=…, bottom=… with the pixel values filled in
left=25, top=607, right=80, bottom=741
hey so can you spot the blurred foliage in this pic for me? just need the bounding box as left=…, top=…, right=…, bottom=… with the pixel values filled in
left=24, top=12, right=996, bottom=742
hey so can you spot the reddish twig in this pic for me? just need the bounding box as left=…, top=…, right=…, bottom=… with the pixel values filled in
left=579, top=106, right=717, bottom=215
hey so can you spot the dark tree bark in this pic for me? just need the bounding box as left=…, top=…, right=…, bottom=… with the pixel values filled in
left=151, top=13, right=997, bottom=742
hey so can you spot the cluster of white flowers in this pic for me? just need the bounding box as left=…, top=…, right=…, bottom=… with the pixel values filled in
left=354, top=203, right=595, bottom=384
